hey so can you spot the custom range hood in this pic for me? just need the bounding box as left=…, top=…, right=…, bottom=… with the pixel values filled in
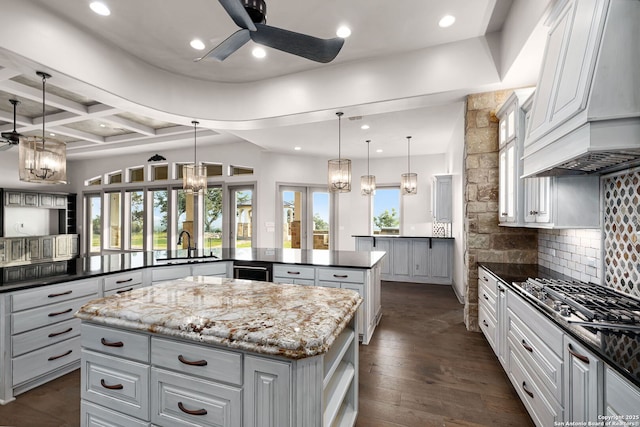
left=522, top=0, right=640, bottom=178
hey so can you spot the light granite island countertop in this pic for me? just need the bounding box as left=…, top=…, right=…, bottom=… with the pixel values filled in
left=75, top=276, right=362, bottom=427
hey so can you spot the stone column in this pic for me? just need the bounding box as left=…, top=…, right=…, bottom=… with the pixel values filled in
left=463, top=91, right=538, bottom=331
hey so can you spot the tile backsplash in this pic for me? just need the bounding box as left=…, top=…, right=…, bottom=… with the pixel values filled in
left=538, top=229, right=602, bottom=283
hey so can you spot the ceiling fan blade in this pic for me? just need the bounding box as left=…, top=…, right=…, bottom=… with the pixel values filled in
left=218, top=0, right=257, bottom=31
left=197, top=29, right=251, bottom=62
left=0, top=142, right=16, bottom=152
left=251, top=23, right=344, bottom=63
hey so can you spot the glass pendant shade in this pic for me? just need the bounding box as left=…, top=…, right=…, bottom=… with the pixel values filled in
left=401, top=136, right=417, bottom=195
left=183, top=120, right=207, bottom=194
left=19, top=71, right=67, bottom=184
left=361, top=139, right=376, bottom=195
left=328, top=111, right=352, bottom=193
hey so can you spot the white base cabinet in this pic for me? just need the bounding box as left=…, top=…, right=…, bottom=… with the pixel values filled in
left=80, top=319, right=359, bottom=427
left=605, top=367, right=640, bottom=426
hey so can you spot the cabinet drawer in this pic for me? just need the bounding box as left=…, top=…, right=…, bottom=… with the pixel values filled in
left=479, top=306, right=497, bottom=353
left=11, top=278, right=99, bottom=312
left=478, top=267, right=498, bottom=299
left=12, top=317, right=80, bottom=357
left=13, top=336, right=81, bottom=386
left=104, top=271, right=144, bottom=292
left=104, top=283, right=143, bottom=297
left=508, top=291, right=563, bottom=355
left=152, top=368, right=241, bottom=427
left=479, top=280, right=497, bottom=318
left=317, top=268, right=364, bottom=284
left=508, top=347, right=562, bottom=427
left=273, top=264, right=315, bottom=280
left=12, top=296, right=94, bottom=334
left=82, top=323, right=150, bottom=363
left=151, top=266, right=191, bottom=282
left=508, top=312, right=563, bottom=402
left=152, top=337, right=242, bottom=386
left=191, top=262, right=229, bottom=277
left=82, top=400, right=150, bottom=427
left=605, top=367, right=640, bottom=420
left=82, top=349, right=150, bottom=421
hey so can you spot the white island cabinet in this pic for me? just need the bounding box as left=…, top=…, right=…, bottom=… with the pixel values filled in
left=76, top=276, right=361, bottom=427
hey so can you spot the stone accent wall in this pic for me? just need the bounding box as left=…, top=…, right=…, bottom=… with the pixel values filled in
left=463, top=91, right=539, bottom=331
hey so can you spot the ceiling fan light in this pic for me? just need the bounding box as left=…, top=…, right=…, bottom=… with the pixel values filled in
left=252, top=46, right=266, bottom=58
left=190, top=39, right=206, bottom=50
left=336, top=26, right=351, bottom=38
left=90, top=1, right=111, bottom=16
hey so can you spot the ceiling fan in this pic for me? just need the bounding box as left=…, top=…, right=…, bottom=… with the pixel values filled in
left=0, top=99, right=22, bottom=152
left=199, top=0, right=345, bottom=63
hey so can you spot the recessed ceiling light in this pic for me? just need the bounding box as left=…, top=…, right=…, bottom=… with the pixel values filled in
left=294, top=146, right=302, bottom=151
left=99, top=123, right=106, bottom=128
left=336, top=26, right=351, bottom=38
left=361, top=124, right=370, bottom=130
left=252, top=47, right=266, bottom=59
left=376, top=149, right=383, bottom=153
left=49, top=133, right=56, bottom=137
left=90, top=1, right=111, bottom=16
left=190, top=39, right=205, bottom=50
left=439, top=15, right=456, bottom=28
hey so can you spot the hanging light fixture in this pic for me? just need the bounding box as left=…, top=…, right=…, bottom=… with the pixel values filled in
left=19, top=71, right=67, bottom=184
left=401, top=136, right=417, bottom=195
left=182, top=120, right=207, bottom=194
left=328, top=111, right=351, bottom=192
left=361, top=139, right=376, bottom=196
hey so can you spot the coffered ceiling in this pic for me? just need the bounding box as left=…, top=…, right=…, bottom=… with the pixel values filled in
left=0, top=0, right=552, bottom=160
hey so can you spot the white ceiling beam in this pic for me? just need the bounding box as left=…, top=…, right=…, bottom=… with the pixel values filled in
left=0, top=80, right=88, bottom=115
left=0, top=112, right=32, bottom=130
left=98, top=115, right=155, bottom=136
left=29, top=111, right=84, bottom=129
left=87, top=103, right=120, bottom=117
left=0, top=67, right=21, bottom=81
left=47, top=125, right=105, bottom=144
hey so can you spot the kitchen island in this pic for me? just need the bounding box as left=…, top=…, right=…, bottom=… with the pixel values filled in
left=76, top=275, right=362, bottom=427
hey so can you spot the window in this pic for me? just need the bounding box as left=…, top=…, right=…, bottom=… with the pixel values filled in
left=312, top=190, right=330, bottom=249
left=175, top=188, right=189, bottom=250
left=373, top=187, right=400, bottom=235
left=128, top=167, right=144, bottom=183
left=87, top=194, right=101, bottom=253
left=229, top=165, right=253, bottom=176
left=152, top=189, right=168, bottom=250
left=128, top=190, right=144, bottom=250
left=204, top=163, right=223, bottom=177
left=86, top=176, right=102, bottom=186
left=151, top=164, right=168, bottom=181
left=108, top=172, right=122, bottom=184
left=203, top=187, right=223, bottom=250
left=176, top=163, right=188, bottom=180
left=105, top=192, right=122, bottom=249
left=231, top=187, right=253, bottom=249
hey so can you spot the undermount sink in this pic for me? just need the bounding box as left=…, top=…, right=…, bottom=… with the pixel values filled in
left=154, top=254, right=220, bottom=265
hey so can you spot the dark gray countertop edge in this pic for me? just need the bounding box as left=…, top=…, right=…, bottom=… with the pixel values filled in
left=353, top=235, right=454, bottom=239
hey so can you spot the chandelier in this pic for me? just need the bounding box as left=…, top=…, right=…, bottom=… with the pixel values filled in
left=401, top=136, right=417, bottom=195
left=19, top=71, right=67, bottom=184
left=361, top=139, right=376, bottom=196
left=182, top=120, right=207, bottom=194
left=328, top=111, right=351, bottom=192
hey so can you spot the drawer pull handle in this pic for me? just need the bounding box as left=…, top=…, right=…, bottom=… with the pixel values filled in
left=521, top=340, right=533, bottom=353
left=178, top=355, right=208, bottom=366
left=48, top=290, right=72, bottom=298
left=482, top=320, right=488, bottom=327
left=568, top=344, right=590, bottom=364
left=48, top=308, right=73, bottom=317
left=178, top=402, right=207, bottom=416
left=483, top=293, right=489, bottom=301
left=333, top=274, right=348, bottom=278
left=48, top=327, right=73, bottom=338
left=100, top=379, right=124, bottom=390
left=287, top=271, right=301, bottom=275
left=116, top=287, right=134, bottom=294
left=48, top=349, right=72, bottom=361
left=522, top=381, right=534, bottom=398
left=115, top=278, right=133, bottom=284
left=101, top=338, right=124, bottom=347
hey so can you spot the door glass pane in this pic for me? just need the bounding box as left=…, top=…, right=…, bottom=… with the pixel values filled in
left=282, top=190, right=303, bottom=249
left=312, top=191, right=330, bottom=250
left=234, top=190, right=252, bottom=249
left=204, top=187, right=223, bottom=251
left=129, top=190, right=144, bottom=250
left=88, top=195, right=101, bottom=253
left=152, top=190, right=168, bottom=250
left=106, top=192, right=121, bottom=249
left=373, top=188, right=400, bottom=235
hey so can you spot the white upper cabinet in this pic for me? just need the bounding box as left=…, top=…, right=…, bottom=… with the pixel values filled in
left=432, top=174, right=452, bottom=223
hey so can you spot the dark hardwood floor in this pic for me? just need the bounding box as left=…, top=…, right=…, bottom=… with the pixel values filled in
left=0, top=281, right=533, bottom=427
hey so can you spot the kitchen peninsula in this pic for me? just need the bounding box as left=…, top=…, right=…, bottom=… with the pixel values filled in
left=0, top=248, right=383, bottom=405
left=76, top=275, right=362, bottom=426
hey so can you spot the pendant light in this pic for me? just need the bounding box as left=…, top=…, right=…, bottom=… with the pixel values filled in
left=182, top=120, right=207, bottom=194
left=401, top=136, right=417, bottom=195
left=361, top=139, right=376, bottom=196
left=328, top=111, right=352, bottom=192
left=18, top=71, right=67, bottom=184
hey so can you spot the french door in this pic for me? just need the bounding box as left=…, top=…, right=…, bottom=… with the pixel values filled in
left=228, top=185, right=254, bottom=249
left=279, top=186, right=331, bottom=250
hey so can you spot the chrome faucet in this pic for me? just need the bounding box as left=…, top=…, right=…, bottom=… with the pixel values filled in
left=177, top=230, right=193, bottom=257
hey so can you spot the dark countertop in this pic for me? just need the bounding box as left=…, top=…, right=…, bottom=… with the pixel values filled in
left=0, top=248, right=386, bottom=293
left=480, top=262, right=640, bottom=389
left=353, top=235, right=454, bottom=239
